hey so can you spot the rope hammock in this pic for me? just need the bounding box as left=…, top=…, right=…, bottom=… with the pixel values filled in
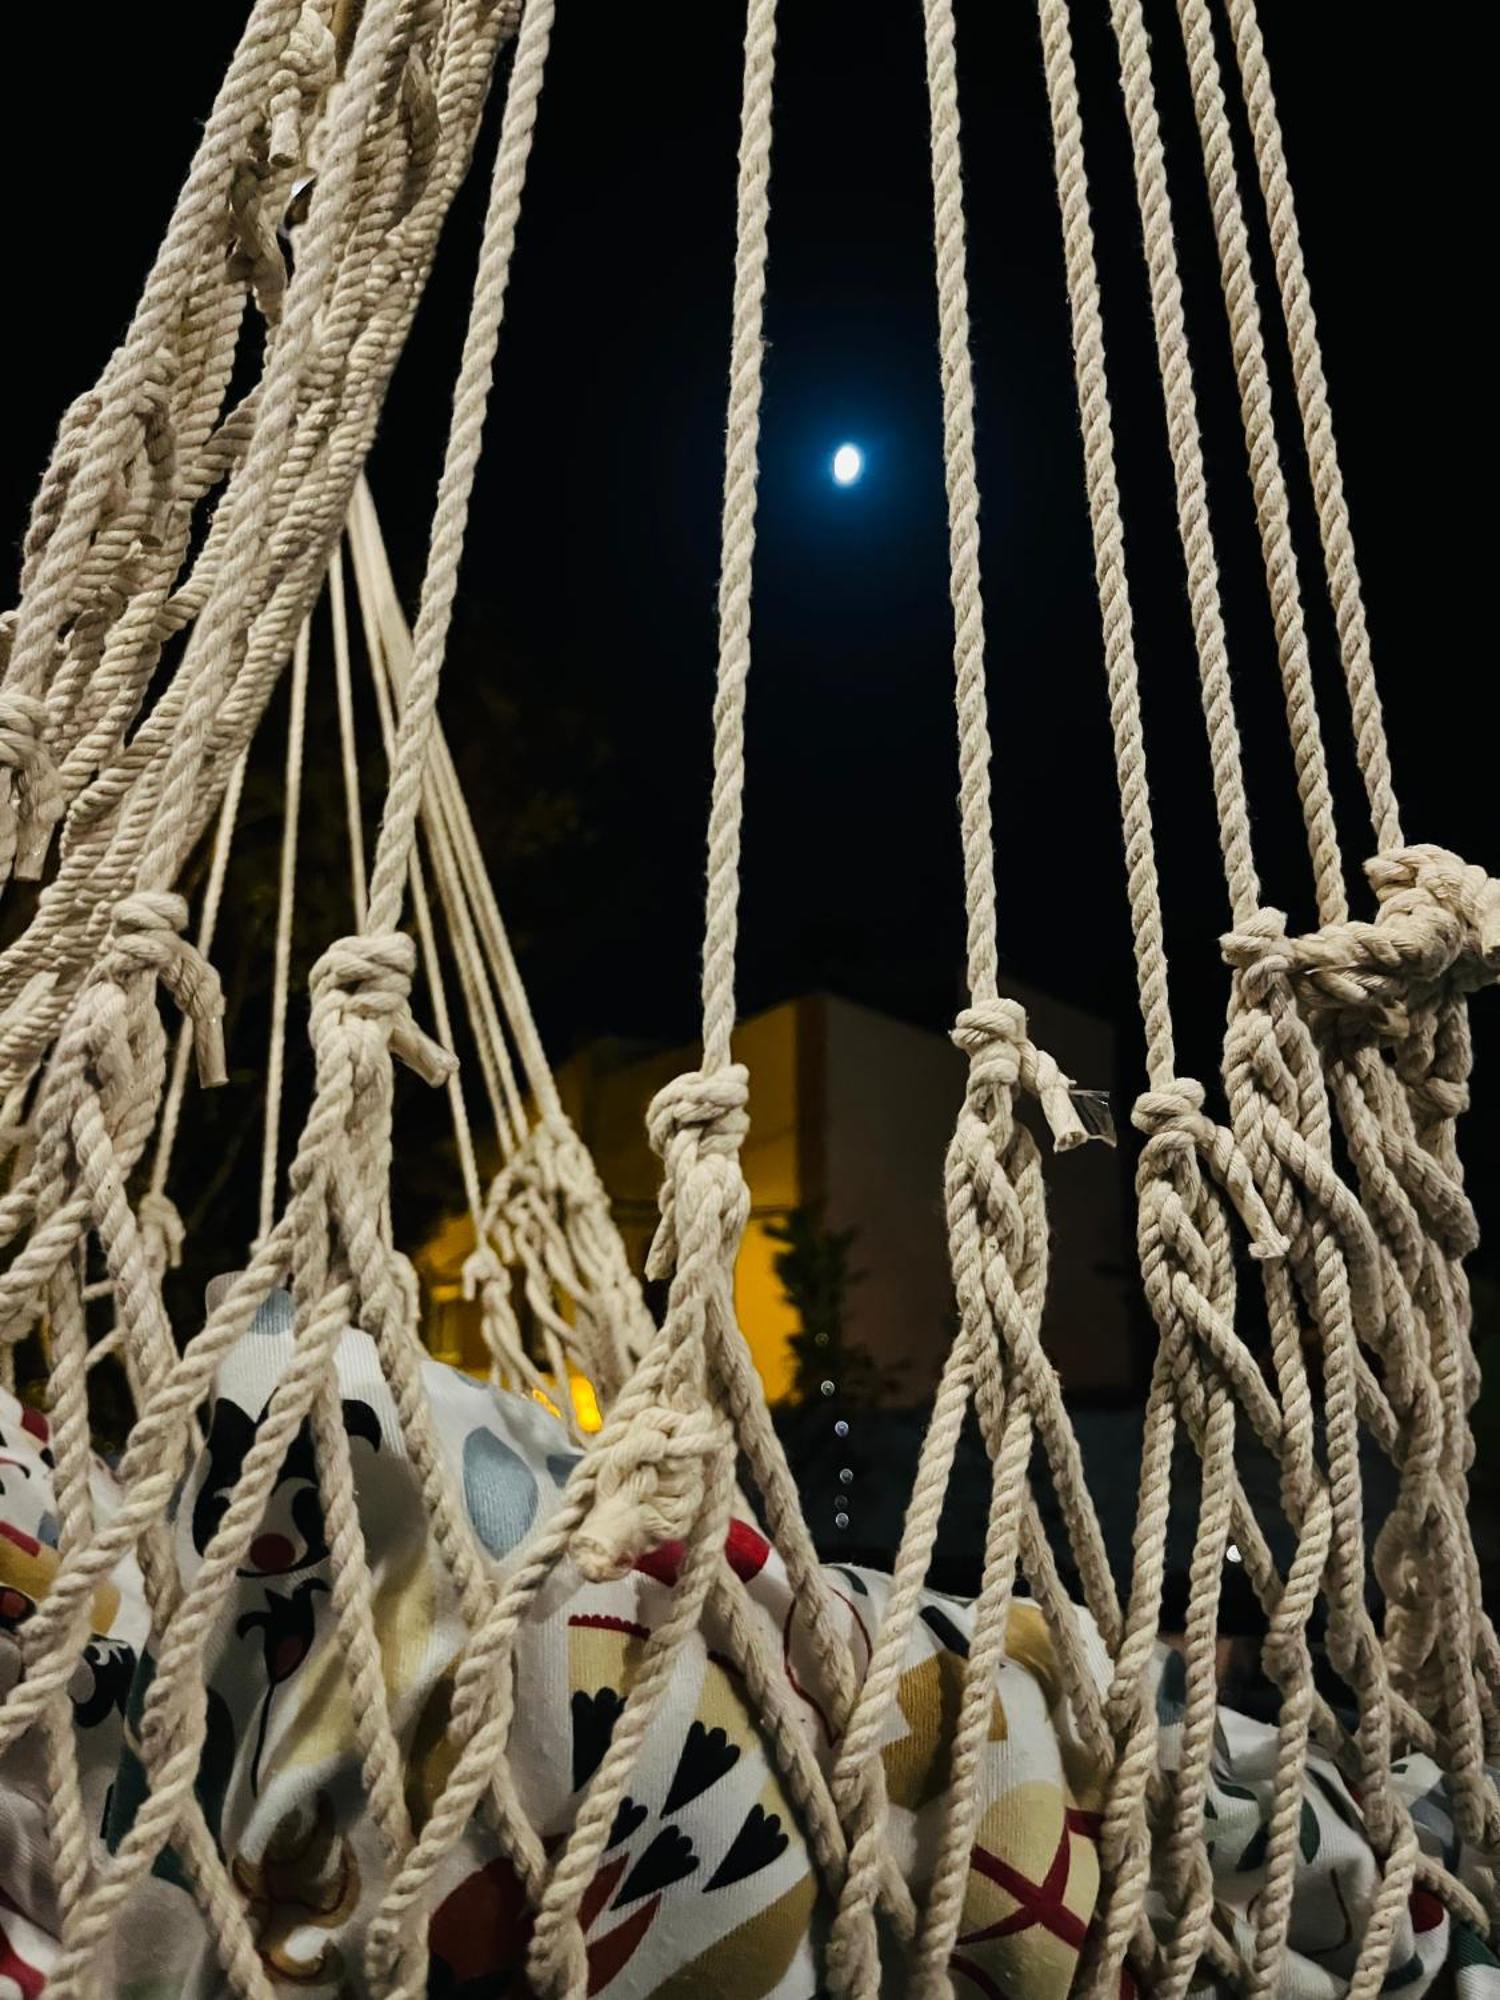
left=0, top=0, right=1495, bottom=1992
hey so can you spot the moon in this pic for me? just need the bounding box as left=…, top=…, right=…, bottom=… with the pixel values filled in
left=831, top=442, right=864, bottom=486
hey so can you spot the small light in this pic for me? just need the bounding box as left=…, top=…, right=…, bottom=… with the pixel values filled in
left=832, top=442, right=864, bottom=486
left=820, top=1380, right=836, bottom=1398
left=1226, top=1542, right=1243, bottom=1564
left=834, top=1420, right=850, bottom=1438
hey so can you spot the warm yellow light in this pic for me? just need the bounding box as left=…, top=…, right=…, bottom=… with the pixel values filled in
left=529, top=1369, right=603, bottom=1434
left=570, top=1371, right=603, bottom=1433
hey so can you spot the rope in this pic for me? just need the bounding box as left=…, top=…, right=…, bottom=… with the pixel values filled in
left=1220, top=0, right=1401, bottom=859
left=329, top=540, right=370, bottom=920
left=260, top=617, right=311, bottom=1243
left=1175, top=0, right=1499, bottom=1893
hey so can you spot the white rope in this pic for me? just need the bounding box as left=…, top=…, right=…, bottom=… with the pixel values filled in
left=259, top=616, right=311, bottom=1246
left=329, top=539, right=369, bottom=921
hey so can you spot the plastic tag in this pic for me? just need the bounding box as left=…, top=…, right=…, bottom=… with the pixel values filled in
left=1069, top=1087, right=1117, bottom=1147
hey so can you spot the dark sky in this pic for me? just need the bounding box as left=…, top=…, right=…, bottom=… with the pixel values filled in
left=5, top=4, right=1495, bottom=1268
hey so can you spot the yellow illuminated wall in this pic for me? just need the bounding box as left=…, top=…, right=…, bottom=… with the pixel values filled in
left=412, top=999, right=808, bottom=1405
left=554, top=1002, right=805, bottom=1404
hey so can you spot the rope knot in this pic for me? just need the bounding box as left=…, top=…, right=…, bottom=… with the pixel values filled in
left=1220, top=907, right=1291, bottom=996
left=646, top=1065, right=749, bottom=1163
left=1226, top=856, right=1500, bottom=1042
left=1130, top=1076, right=1206, bottom=1137
left=952, top=1001, right=1092, bottom=1152
left=137, top=1190, right=186, bottom=1273
left=571, top=1402, right=729, bottom=1583
left=108, top=892, right=227, bottom=1086
left=309, top=932, right=457, bottom=1086
left=645, top=1066, right=751, bottom=1279
left=0, top=691, right=63, bottom=882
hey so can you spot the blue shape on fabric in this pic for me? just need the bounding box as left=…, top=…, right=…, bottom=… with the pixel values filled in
left=250, top=1289, right=295, bottom=1337
left=463, top=1426, right=539, bottom=1556
left=547, top=1452, right=583, bottom=1489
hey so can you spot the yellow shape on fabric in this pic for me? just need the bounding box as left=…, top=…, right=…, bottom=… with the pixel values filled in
left=880, top=1646, right=1008, bottom=1815
left=0, top=1533, right=120, bottom=1636
left=281, top=1518, right=437, bottom=1775
left=1004, top=1600, right=1063, bottom=1711
left=568, top=1614, right=648, bottom=1693
left=646, top=1870, right=818, bottom=2000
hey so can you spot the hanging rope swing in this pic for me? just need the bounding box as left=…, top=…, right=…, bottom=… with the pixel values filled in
left=1, top=0, right=1496, bottom=1994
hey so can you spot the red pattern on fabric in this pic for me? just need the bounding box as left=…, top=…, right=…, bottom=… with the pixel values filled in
left=1409, top=1887, right=1445, bottom=1934
left=959, top=1821, right=1091, bottom=1952
left=428, top=1856, right=531, bottom=1984
left=0, top=1888, right=48, bottom=2000
left=585, top=1892, right=660, bottom=1994
left=632, top=1518, right=771, bottom=1588
left=578, top=1854, right=629, bottom=1934
left=782, top=1600, right=835, bottom=1745
left=568, top=1614, right=650, bottom=1640
left=950, top=1954, right=1008, bottom=2000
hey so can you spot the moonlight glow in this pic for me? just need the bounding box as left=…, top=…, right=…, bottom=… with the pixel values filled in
left=832, top=442, right=864, bottom=486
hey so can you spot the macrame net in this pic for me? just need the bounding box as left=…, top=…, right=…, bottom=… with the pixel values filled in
left=0, top=0, right=1495, bottom=1994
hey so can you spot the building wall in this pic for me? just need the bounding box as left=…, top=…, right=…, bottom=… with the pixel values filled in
left=813, top=994, right=964, bottom=1395
left=557, top=1004, right=804, bottom=1401
left=810, top=988, right=1134, bottom=1398
left=413, top=984, right=1136, bottom=1406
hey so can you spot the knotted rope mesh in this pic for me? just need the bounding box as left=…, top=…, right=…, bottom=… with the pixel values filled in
left=0, top=0, right=1494, bottom=1994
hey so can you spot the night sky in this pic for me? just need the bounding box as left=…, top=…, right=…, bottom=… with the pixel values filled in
left=4, top=4, right=1495, bottom=1285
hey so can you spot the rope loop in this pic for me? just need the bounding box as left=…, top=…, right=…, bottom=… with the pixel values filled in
left=0, top=690, right=63, bottom=883
left=1222, top=914, right=1386, bottom=1335
left=309, top=931, right=457, bottom=1087
left=107, top=891, right=227, bottom=1086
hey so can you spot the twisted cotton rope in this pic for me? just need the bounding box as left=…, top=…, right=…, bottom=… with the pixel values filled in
left=348, top=481, right=648, bottom=1401
left=261, top=616, right=312, bottom=1241
left=1100, top=1, right=1416, bottom=1985
left=365, top=6, right=916, bottom=1986
left=1219, top=0, right=1399, bottom=860
left=0, top=0, right=510, bottom=1063
left=821, top=8, right=1120, bottom=1996
left=0, top=0, right=310, bottom=881
left=1099, top=0, right=1493, bottom=1976
left=0, top=0, right=542, bottom=1987
left=352, top=524, right=573, bottom=1411
left=1035, top=3, right=1289, bottom=1986
left=1185, top=0, right=1499, bottom=1857
left=1, top=0, right=528, bottom=1104
left=1176, top=0, right=1498, bottom=1902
